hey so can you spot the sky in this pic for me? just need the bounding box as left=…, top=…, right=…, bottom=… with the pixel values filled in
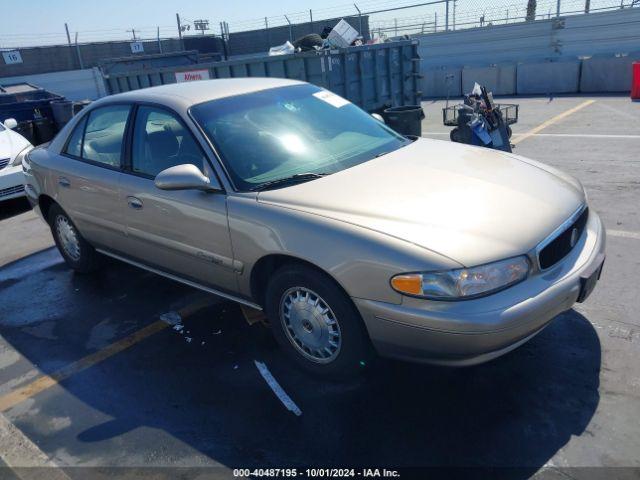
left=0, top=0, right=389, bottom=47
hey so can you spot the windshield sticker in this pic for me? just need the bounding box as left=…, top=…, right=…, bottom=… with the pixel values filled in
left=313, top=90, right=350, bottom=108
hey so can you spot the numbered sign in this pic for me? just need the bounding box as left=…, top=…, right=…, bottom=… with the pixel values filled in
left=2, top=51, right=23, bottom=65
left=130, top=42, right=144, bottom=53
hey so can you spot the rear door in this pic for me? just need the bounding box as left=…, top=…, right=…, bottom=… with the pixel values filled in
left=118, top=104, right=237, bottom=292
left=55, top=104, right=131, bottom=251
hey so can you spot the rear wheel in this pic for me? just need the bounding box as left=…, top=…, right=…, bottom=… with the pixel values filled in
left=265, top=264, right=373, bottom=378
left=49, top=204, right=101, bottom=273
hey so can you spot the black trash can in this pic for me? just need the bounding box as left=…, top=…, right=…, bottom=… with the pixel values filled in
left=51, top=100, right=74, bottom=130
left=15, top=121, right=36, bottom=144
left=383, top=105, right=425, bottom=137
left=33, top=117, right=57, bottom=145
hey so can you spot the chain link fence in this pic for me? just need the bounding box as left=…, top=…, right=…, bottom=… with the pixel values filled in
left=0, top=0, right=638, bottom=49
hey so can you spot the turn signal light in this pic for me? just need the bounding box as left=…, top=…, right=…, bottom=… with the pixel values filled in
left=390, top=274, right=422, bottom=295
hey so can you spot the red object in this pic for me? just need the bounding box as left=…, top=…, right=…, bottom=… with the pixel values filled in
left=632, top=62, right=640, bottom=100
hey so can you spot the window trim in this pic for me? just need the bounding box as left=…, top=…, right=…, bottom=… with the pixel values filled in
left=61, top=102, right=134, bottom=172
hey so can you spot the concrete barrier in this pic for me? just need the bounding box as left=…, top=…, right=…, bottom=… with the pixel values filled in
left=422, top=66, right=462, bottom=98
left=462, top=65, right=516, bottom=96
left=516, top=60, right=581, bottom=94
left=580, top=53, right=640, bottom=92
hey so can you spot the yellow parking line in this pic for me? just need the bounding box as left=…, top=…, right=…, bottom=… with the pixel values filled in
left=512, top=99, right=596, bottom=145
left=0, top=296, right=215, bottom=413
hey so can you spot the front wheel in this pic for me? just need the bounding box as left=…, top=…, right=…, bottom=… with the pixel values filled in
left=49, top=204, right=102, bottom=273
left=265, top=264, right=373, bottom=379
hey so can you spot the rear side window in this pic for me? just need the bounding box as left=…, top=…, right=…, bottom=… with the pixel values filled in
left=64, top=105, right=131, bottom=168
left=65, top=116, right=87, bottom=157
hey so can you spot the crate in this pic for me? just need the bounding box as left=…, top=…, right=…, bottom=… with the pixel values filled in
left=443, top=103, right=519, bottom=127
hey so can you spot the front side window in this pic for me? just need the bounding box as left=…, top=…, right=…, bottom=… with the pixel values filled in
left=81, top=105, right=131, bottom=167
left=190, top=84, right=409, bottom=191
left=131, top=106, right=206, bottom=177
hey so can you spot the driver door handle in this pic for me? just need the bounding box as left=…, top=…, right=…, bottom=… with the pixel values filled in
left=127, top=196, right=143, bottom=210
left=58, top=177, right=70, bottom=188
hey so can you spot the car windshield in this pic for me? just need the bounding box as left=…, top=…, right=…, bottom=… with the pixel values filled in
left=190, top=84, right=410, bottom=191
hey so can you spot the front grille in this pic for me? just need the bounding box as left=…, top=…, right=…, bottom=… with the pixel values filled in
left=0, top=184, right=25, bottom=198
left=538, top=207, right=589, bottom=269
left=0, top=158, right=9, bottom=170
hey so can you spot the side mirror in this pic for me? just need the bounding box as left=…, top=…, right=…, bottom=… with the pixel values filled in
left=3, top=118, right=18, bottom=130
left=155, top=164, right=221, bottom=192
left=371, top=113, right=385, bottom=124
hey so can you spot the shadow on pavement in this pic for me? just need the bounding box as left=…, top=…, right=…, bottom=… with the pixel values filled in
left=0, top=256, right=601, bottom=476
left=0, top=197, right=31, bottom=222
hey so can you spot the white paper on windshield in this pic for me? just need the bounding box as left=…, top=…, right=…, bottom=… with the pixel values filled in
left=313, top=90, right=350, bottom=108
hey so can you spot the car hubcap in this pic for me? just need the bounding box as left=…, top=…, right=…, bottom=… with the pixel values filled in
left=280, top=287, right=341, bottom=364
left=55, top=215, right=81, bottom=261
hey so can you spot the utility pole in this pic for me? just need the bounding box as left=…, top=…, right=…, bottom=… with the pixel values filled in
left=64, top=23, right=71, bottom=45
left=585, top=0, right=591, bottom=12
left=309, top=10, right=313, bottom=34
left=126, top=28, right=137, bottom=40
left=157, top=26, right=162, bottom=53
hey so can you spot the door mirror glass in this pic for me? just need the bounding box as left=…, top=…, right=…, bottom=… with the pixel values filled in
left=3, top=118, right=18, bottom=130
left=155, top=164, right=221, bottom=192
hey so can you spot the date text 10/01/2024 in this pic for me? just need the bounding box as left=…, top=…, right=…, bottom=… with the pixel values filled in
left=232, top=469, right=401, bottom=478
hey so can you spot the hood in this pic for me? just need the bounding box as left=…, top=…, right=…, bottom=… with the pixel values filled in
left=0, top=128, right=31, bottom=162
left=258, top=138, right=585, bottom=267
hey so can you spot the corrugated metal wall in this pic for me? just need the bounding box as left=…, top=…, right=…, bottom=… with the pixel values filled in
left=413, top=8, right=640, bottom=96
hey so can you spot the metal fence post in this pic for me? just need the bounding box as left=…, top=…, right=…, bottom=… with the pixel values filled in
left=354, top=3, right=363, bottom=37
left=445, top=0, right=450, bottom=31
left=285, top=15, right=293, bottom=42
left=74, top=32, right=84, bottom=69
left=556, top=0, right=561, bottom=17
left=309, top=10, right=314, bottom=34
left=264, top=17, right=270, bottom=50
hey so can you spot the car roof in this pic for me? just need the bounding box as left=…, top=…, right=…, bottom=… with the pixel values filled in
left=101, top=77, right=305, bottom=109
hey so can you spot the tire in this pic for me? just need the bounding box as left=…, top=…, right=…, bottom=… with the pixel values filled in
left=48, top=204, right=101, bottom=273
left=292, top=33, right=323, bottom=51
left=506, top=125, right=513, bottom=139
left=265, top=264, right=373, bottom=379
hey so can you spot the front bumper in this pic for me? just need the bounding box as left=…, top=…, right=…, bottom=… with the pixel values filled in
left=354, top=210, right=606, bottom=366
left=0, top=165, right=26, bottom=201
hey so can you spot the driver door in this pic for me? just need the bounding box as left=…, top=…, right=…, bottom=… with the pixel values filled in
left=118, top=105, right=238, bottom=292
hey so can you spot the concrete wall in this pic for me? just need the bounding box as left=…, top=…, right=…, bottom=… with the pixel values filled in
left=414, top=7, right=640, bottom=97
left=0, top=39, right=183, bottom=77
left=580, top=53, right=640, bottom=92
left=0, top=68, right=107, bottom=100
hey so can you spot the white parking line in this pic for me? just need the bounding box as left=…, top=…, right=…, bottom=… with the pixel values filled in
left=0, top=412, right=71, bottom=479
left=254, top=360, right=302, bottom=416
left=608, top=229, right=640, bottom=240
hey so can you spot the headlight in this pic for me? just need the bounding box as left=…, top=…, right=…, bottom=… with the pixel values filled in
left=391, top=256, right=530, bottom=300
left=12, top=146, right=33, bottom=167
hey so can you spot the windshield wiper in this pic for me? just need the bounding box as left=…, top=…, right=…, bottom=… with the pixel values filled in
left=250, top=172, right=329, bottom=191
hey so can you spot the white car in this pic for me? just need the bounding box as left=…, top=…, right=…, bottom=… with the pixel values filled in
left=0, top=118, right=33, bottom=201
